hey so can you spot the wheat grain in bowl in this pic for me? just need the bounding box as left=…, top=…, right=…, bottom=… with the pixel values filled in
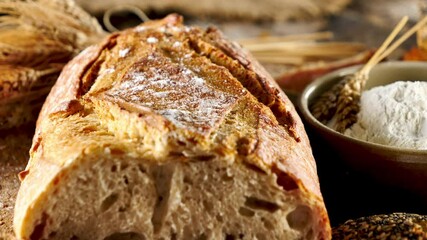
left=299, top=61, right=427, bottom=198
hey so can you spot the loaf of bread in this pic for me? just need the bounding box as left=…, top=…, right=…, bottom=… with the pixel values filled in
left=14, top=14, right=331, bottom=240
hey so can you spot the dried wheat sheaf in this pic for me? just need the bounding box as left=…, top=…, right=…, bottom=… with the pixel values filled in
left=0, top=0, right=106, bottom=129
left=311, top=16, right=427, bottom=133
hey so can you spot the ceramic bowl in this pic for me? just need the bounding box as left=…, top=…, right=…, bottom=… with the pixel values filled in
left=299, top=61, right=427, bottom=196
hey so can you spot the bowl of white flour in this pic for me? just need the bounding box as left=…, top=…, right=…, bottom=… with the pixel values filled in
left=299, top=61, right=427, bottom=196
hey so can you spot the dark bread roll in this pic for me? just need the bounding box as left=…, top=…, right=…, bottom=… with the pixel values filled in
left=333, top=213, right=427, bottom=239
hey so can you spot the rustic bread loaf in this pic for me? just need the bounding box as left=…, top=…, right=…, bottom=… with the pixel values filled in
left=14, top=14, right=331, bottom=240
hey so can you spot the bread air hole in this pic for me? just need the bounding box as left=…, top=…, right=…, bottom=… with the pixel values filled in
left=203, top=200, right=214, bottom=212
left=221, top=172, right=233, bottom=181
left=225, top=234, right=235, bottom=240
left=261, top=217, right=274, bottom=230
left=286, top=205, right=312, bottom=232
left=103, top=232, right=145, bottom=240
left=183, top=176, right=193, bottom=184
left=30, top=213, right=48, bottom=240
left=238, top=207, right=255, bottom=217
left=151, top=165, right=175, bottom=233
left=272, top=166, right=298, bottom=191
left=244, top=196, right=280, bottom=213
left=100, top=193, right=119, bottom=212
left=138, top=164, right=147, bottom=174
left=224, top=233, right=245, bottom=240
left=198, top=233, right=207, bottom=240
left=123, top=175, right=129, bottom=185
left=193, top=155, right=215, bottom=161
left=121, top=163, right=129, bottom=170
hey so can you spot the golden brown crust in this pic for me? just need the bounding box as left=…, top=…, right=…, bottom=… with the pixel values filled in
left=37, top=14, right=320, bottom=195
left=17, top=14, right=331, bottom=239
left=36, top=40, right=107, bottom=128
left=196, top=27, right=322, bottom=192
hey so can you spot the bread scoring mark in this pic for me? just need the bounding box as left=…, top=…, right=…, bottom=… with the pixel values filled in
left=77, top=34, right=119, bottom=97
left=49, top=99, right=83, bottom=118
left=244, top=196, right=280, bottom=213
left=104, top=53, right=241, bottom=135
left=199, top=29, right=301, bottom=142
left=83, top=22, right=248, bottom=140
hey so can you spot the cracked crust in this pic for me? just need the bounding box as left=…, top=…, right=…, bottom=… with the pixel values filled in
left=14, top=14, right=331, bottom=240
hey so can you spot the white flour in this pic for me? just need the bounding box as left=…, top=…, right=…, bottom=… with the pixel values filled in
left=345, top=81, right=427, bottom=150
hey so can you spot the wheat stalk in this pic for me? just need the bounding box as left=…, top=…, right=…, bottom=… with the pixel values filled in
left=0, top=0, right=106, bottom=129
left=334, top=16, right=411, bottom=132
left=239, top=34, right=366, bottom=65
left=0, top=0, right=106, bottom=65
left=311, top=16, right=427, bottom=133
left=238, top=32, right=334, bottom=45
left=310, top=78, right=348, bottom=124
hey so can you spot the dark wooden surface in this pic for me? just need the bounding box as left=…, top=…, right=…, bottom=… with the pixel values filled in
left=306, top=124, right=427, bottom=227
left=0, top=126, right=33, bottom=239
